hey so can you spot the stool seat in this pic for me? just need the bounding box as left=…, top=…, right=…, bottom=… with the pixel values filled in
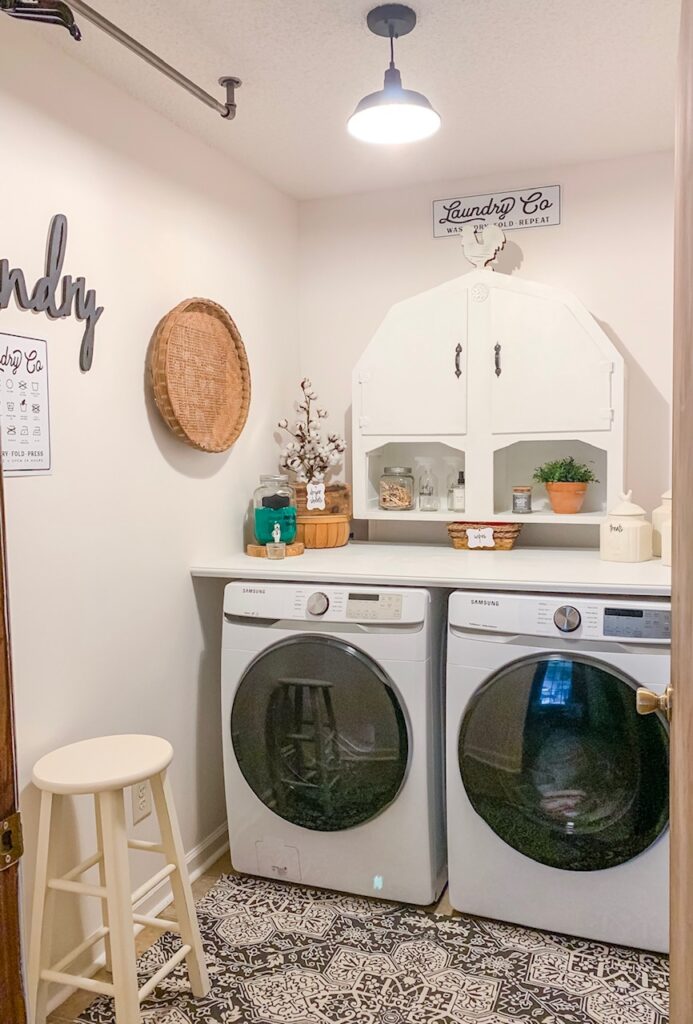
left=32, top=735, right=173, bottom=795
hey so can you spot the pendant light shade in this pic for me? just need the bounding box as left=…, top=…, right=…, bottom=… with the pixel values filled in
left=348, top=5, right=440, bottom=145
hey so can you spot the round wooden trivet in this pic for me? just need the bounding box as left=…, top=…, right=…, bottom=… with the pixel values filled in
left=246, top=542, right=305, bottom=558
left=150, top=298, right=251, bottom=452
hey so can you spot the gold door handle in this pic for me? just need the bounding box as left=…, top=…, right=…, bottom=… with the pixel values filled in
left=636, top=685, right=673, bottom=721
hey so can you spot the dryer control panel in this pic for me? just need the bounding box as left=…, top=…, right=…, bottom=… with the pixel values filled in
left=449, top=592, right=671, bottom=644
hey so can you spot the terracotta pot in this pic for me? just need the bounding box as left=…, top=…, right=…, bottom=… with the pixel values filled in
left=296, top=513, right=350, bottom=549
left=294, top=483, right=352, bottom=517
left=545, top=481, right=588, bottom=515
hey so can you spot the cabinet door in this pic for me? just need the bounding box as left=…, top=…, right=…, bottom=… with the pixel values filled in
left=359, top=290, right=468, bottom=436
left=489, top=287, right=613, bottom=434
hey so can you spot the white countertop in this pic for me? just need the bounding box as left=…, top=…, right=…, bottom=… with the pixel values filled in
left=191, top=542, right=671, bottom=597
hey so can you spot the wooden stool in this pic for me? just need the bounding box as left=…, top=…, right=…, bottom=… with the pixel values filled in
left=28, top=735, right=210, bottom=1024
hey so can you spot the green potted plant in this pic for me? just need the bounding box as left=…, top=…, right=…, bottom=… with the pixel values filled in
left=533, top=457, right=598, bottom=515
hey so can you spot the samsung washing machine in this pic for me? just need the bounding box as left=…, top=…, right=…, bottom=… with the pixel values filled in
left=446, top=590, right=670, bottom=952
left=221, top=581, right=447, bottom=904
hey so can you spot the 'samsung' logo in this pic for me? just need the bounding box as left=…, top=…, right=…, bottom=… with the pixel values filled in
left=471, top=599, right=500, bottom=607
left=242, top=587, right=265, bottom=595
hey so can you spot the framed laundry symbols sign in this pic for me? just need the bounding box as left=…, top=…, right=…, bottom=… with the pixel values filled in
left=0, top=332, right=51, bottom=475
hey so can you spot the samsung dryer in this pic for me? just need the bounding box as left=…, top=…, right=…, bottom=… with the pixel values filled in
left=221, top=581, right=446, bottom=904
left=446, top=590, right=670, bottom=951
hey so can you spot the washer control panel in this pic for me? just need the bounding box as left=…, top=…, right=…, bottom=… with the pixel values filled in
left=449, top=591, right=671, bottom=643
left=224, top=582, right=421, bottom=624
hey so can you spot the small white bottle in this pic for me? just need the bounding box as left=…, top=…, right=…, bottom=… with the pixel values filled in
left=448, top=471, right=466, bottom=513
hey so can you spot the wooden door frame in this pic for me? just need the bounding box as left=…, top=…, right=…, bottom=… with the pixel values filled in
left=0, top=465, right=26, bottom=1021
left=672, top=0, right=693, bottom=1016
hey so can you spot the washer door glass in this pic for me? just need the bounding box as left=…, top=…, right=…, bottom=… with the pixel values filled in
left=458, top=654, right=669, bottom=871
left=231, top=635, right=409, bottom=831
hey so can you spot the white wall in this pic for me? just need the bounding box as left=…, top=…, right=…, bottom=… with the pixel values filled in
left=0, top=21, right=298, bottom=985
left=298, top=152, right=674, bottom=543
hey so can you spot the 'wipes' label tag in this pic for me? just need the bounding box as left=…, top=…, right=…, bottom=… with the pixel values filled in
left=466, top=527, right=495, bottom=549
left=307, top=482, right=326, bottom=511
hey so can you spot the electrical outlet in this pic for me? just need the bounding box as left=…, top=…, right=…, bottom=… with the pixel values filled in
left=131, top=780, right=152, bottom=825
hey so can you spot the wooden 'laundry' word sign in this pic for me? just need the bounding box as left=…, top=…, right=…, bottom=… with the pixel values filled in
left=0, top=214, right=103, bottom=371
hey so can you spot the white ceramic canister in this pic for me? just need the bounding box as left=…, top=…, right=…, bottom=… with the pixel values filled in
left=661, top=515, right=672, bottom=567
left=652, top=489, right=672, bottom=557
left=600, top=490, right=653, bottom=563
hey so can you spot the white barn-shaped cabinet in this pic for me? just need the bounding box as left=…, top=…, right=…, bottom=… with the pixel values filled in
left=351, top=268, right=625, bottom=523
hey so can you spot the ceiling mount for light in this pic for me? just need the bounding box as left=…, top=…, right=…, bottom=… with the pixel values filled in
left=347, top=3, right=440, bottom=145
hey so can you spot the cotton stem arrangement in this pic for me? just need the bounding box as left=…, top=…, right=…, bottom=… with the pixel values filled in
left=278, top=378, right=346, bottom=483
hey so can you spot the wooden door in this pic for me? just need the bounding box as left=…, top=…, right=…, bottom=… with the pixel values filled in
left=357, top=282, right=468, bottom=436
left=671, top=0, right=693, bottom=1017
left=0, top=467, right=26, bottom=1022
left=488, top=284, right=614, bottom=435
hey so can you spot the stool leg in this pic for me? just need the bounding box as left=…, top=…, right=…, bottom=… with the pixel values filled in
left=151, top=771, right=210, bottom=998
left=94, top=794, right=112, bottom=973
left=27, top=791, right=58, bottom=1024
left=98, top=789, right=141, bottom=1024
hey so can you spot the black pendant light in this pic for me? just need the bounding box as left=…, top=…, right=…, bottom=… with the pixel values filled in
left=348, top=4, right=440, bottom=144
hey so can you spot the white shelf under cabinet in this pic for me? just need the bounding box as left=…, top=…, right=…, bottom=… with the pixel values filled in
left=361, top=507, right=606, bottom=525
left=490, top=510, right=606, bottom=525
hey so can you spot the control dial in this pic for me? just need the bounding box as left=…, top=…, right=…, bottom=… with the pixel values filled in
left=307, top=592, right=330, bottom=616
left=553, top=605, right=581, bottom=633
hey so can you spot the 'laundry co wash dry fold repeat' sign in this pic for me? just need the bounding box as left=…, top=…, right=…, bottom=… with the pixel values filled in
left=433, top=185, right=561, bottom=237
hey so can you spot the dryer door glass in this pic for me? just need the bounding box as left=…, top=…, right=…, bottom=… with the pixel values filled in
left=458, top=654, right=669, bottom=871
left=231, top=635, right=409, bottom=831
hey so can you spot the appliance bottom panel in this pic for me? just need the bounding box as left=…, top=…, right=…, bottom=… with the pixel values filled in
left=228, top=823, right=446, bottom=906
left=446, top=815, right=669, bottom=952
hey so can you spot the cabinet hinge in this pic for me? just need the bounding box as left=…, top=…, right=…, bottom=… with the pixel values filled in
left=1, top=811, right=23, bottom=871
left=601, top=360, right=615, bottom=375
left=602, top=408, right=614, bottom=423
left=358, top=371, right=370, bottom=384
left=359, top=416, right=369, bottom=428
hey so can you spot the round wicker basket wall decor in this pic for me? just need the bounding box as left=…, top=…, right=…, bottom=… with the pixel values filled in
left=150, top=298, right=251, bottom=452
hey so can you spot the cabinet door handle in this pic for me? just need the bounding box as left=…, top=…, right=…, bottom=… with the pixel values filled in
left=494, top=342, right=502, bottom=377
left=454, top=343, right=463, bottom=379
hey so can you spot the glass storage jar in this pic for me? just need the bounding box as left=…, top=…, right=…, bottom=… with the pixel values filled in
left=253, top=474, right=297, bottom=544
left=379, top=467, right=414, bottom=511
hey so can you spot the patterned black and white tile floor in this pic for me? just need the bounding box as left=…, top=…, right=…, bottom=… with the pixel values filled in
left=78, top=874, right=668, bottom=1024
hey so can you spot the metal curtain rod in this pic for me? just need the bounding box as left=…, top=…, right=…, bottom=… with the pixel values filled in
left=68, top=0, right=241, bottom=119
left=3, top=0, right=241, bottom=119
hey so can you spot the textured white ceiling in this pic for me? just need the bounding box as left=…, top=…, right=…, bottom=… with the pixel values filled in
left=37, top=0, right=680, bottom=199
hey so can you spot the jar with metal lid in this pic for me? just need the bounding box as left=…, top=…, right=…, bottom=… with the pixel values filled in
left=379, top=467, right=414, bottom=510
left=512, top=486, right=532, bottom=514
left=253, top=474, right=297, bottom=544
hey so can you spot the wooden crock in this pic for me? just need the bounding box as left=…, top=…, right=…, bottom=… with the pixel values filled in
left=294, top=483, right=352, bottom=517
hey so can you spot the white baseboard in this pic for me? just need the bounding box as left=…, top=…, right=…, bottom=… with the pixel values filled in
left=46, top=821, right=229, bottom=1016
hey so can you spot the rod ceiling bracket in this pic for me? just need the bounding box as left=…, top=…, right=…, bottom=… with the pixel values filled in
left=219, top=77, right=242, bottom=120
